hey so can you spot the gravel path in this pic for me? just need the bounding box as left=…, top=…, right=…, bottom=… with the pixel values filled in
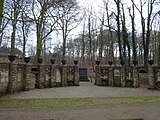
left=1, top=82, right=160, bottom=120
left=0, top=102, right=160, bottom=120
left=1, top=82, right=160, bottom=99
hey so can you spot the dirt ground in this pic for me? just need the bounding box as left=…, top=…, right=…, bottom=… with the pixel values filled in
left=0, top=102, right=160, bottom=120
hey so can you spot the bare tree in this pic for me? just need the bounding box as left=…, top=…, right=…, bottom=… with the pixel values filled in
left=131, top=0, right=158, bottom=65
left=114, top=0, right=123, bottom=62
left=98, top=13, right=104, bottom=62
left=7, top=0, right=22, bottom=54
left=0, top=0, right=4, bottom=27
left=0, top=17, right=9, bottom=46
left=32, top=0, right=61, bottom=63
left=104, top=0, right=114, bottom=63
left=121, top=3, right=130, bottom=65
left=55, top=0, right=81, bottom=59
left=128, top=1, right=136, bottom=63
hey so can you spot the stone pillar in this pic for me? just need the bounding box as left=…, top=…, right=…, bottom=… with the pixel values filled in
left=133, top=66, right=139, bottom=88
left=109, top=67, right=114, bottom=86
left=120, top=66, right=125, bottom=87
left=148, top=66, right=155, bottom=89
left=61, top=65, right=68, bottom=87
left=95, top=65, right=101, bottom=85
left=23, top=64, right=32, bottom=91
left=36, top=65, right=44, bottom=89
left=155, top=67, right=160, bottom=89
left=8, top=63, right=18, bottom=94
left=43, top=66, right=50, bottom=88
left=50, top=65, right=56, bottom=87
left=74, top=65, right=79, bottom=86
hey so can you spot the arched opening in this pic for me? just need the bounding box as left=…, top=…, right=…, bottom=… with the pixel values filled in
left=139, top=69, right=147, bottom=73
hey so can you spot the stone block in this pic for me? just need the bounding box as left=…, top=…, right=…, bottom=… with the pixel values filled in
left=109, top=67, right=114, bottom=86
left=148, top=66, right=155, bottom=89
left=95, top=65, right=101, bottom=85
left=133, top=67, right=139, bottom=88
left=61, top=65, right=68, bottom=87
left=8, top=63, right=18, bottom=94
left=114, top=67, right=121, bottom=87
left=74, top=65, right=79, bottom=86
left=36, top=65, right=44, bottom=89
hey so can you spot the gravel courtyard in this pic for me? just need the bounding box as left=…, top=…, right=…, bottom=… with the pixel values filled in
left=1, top=82, right=160, bottom=120
left=1, top=82, right=160, bottom=99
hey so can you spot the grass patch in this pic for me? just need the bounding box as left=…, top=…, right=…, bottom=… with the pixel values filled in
left=0, top=96, right=160, bottom=108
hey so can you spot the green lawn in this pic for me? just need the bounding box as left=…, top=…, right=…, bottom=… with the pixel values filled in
left=0, top=96, right=160, bottom=108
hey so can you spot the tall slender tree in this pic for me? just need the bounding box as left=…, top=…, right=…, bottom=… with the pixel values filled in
left=129, top=2, right=136, bottom=64
left=114, top=0, right=123, bottom=62
left=32, top=0, right=60, bottom=64
left=0, top=0, right=4, bottom=27
left=121, top=3, right=130, bottom=65
left=131, top=0, right=157, bottom=65
left=56, top=0, right=81, bottom=59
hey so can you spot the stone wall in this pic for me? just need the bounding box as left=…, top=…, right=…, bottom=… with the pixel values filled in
left=95, top=65, right=141, bottom=88
left=0, top=63, right=9, bottom=95
left=0, top=63, right=79, bottom=95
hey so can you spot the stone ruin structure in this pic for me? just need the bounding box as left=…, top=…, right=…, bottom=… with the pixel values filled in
left=0, top=58, right=79, bottom=95
left=95, top=60, right=160, bottom=90
left=0, top=57, right=160, bottom=96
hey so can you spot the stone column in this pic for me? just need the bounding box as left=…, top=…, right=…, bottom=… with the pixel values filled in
left=74, top=65, right=79, bottom=86
left=95, top=65, right=101, bottom=85
left=155, top=67, right=160, bottom=89
left=23, top=64, right=32, bottom=91
left=36, top=65, right=44, bottom=89
left=43, top=66, right=50, bottom=88
left=109, top=67, right=114, bottom=86
left=8, top=63, right=18, bottom=94
left=133, top=66, right=139, bottom=88
left=50, top=65, right=56, bottom=87
left=120, top=66, right=125, bottom=87
left=61, top=65, right=68, bottom=87
left=148, top=66, right=155, bottom=89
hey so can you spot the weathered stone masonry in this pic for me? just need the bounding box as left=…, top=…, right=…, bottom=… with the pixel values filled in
left=0, top=63, right=79, bottom=95
left=95, top=64, right=160, bottom=90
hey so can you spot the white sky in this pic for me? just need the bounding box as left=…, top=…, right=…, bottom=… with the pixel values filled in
left=23, top=0, right=160, bottom=54
left=75, top=0, right=158, bottom=35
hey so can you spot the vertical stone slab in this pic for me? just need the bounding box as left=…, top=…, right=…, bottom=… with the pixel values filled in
left=133, top=66, right=139, bottom=88
left=120, top=66, right=125, bottom=87
left=74, top=65, right=79, bottom=86
left=8, top=63, right=18, bottom=94
left=114, top=67, right=121, bottom=87
left=43, top=65, right=50, bottom=88
left=95, top=65, right=101, bottom=85
left=36, top=65, right=44, bottom=89
left=148, top=66, right=155, bottom=89
left=0, top=63, right=9, bottom=95
left=61, top=65, right=67, bottom=87
left=50, top=65, right=56, bottom=87
left=109, top=67, right=114, bottom=86
left=23, top=64, right=32, bottom=91
left=155, top=67, right=160, bottom=90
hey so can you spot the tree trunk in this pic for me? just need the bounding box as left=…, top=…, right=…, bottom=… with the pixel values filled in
left=129, top=3, right=136, bottom=65
left=158, top=32, right=160, bottom=65
left=22, top=18, right=26, bottom=58
left=10, top=24, right=16, bottom=54
left=115, top=0, right=123, bottom=61
left=35, top=22, right=43, bottom=64
left=0, top=0, right=4, bottom=27
left=99, top=14, right=104, bottom=62
left=81, top=20, right=85, bottom=65
left=88, top=16, right=92, bottom=65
